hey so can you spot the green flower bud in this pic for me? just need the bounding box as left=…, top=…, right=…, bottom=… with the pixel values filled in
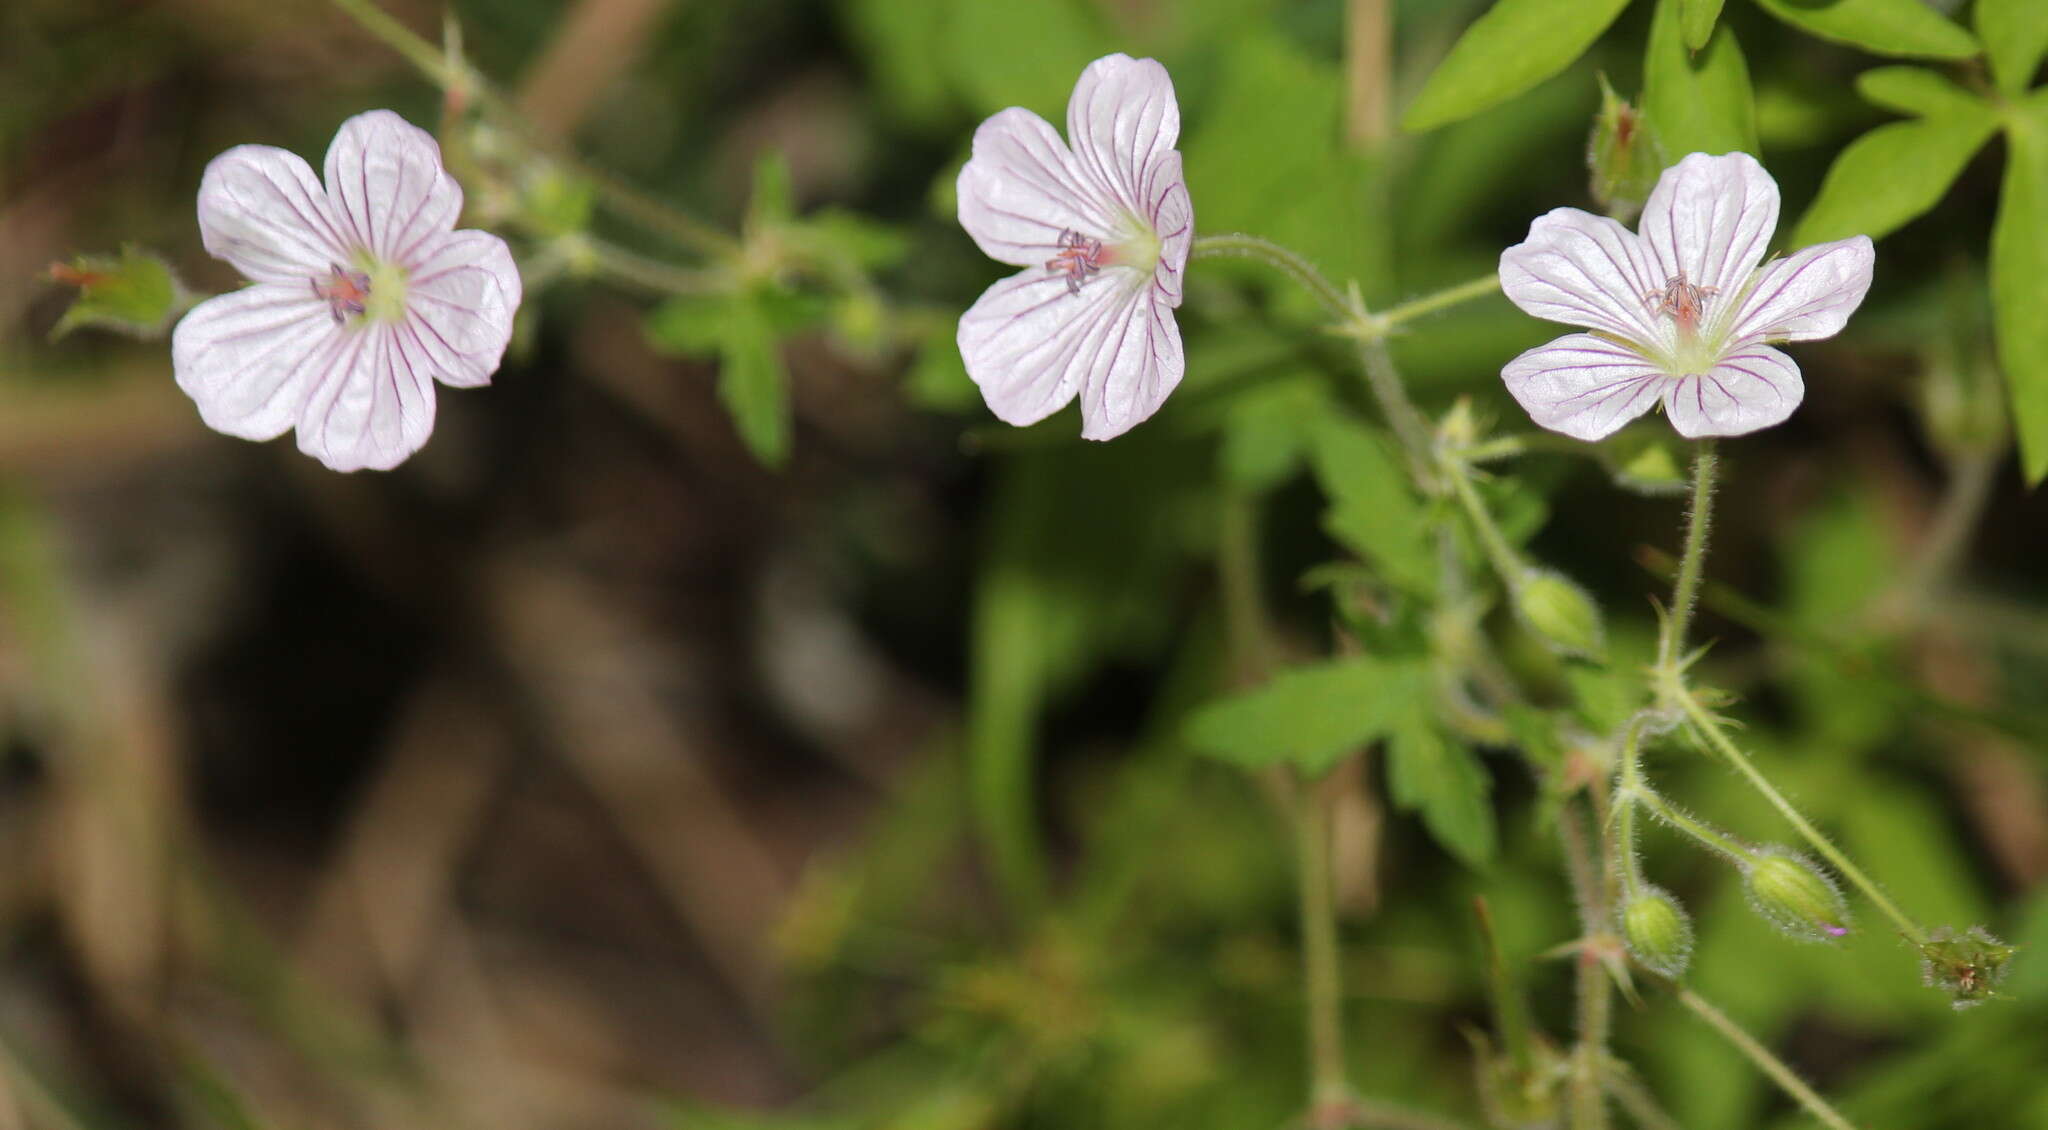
left=1618, top=885, right=1694, bottom=978
left=1742, top=850, right=1851, bottom=943
left=1515, top=569, right=1606, bottom=660
left=1587, top=73, right=1663, bottom=222
left=1917, top=925, right=2015, bottom=1010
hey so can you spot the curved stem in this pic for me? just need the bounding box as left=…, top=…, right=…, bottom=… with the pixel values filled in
left=1656, top=440, right=1718, bottom=674
left=1672, top=689, right=1926, bottom=944
left=1190, top=233, right=1353, bottom=321
left=1624, top=783, right=1756, bottom=865
left=1675, top=987, right=1862, bottom=1130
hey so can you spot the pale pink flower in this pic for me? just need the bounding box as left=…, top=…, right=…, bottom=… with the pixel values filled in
left=172, top=110, right=521, bottom=471
left=1499, top=152, right=1873, bottom=442
left=956, top=53, right=1192, bottom=441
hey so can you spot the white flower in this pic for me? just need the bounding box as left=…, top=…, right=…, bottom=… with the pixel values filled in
left=955, top=53, right=1193, bottom=441
left=172, top=110, right=521, bottom=471
left=1499, top=152, right=1874, bottom=442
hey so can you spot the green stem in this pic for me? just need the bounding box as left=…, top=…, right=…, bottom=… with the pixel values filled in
left=1298, top=773, right=1351, bottom=1114
left=1350, top=1100, right=1482, bottom=1130
left=1599, top=1061, right=1686, bottom=1130
left=1673, top=689, right=1926, bottom=945
left=1656, top=440, right=1718, bottom=674
left=581, top=236, right=720, bottom=296
left=1443, top=459, right=1526, bottom=592
left=1557, top=797, right=1611, bottom=1130
left=1675, top=987, right=1862, bottom=1130
left=1190, top=233, right=1353, bottom=321
left=1374, top=274, right=1501, bottom=332
left=1625, top=782, right=1756, bottom=865
left=1218, top=491, right=1281, bottom=687
left=1357, top=336, right=1441, bottom=490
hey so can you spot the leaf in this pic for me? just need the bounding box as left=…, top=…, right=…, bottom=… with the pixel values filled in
left=1978, top=0, right=2048, bottom=95
left=1790, top=114, right=1996, bottom=246
left=1752, top=0, right=1978, bottom=61
left=1309, top=416, right=1435, bottom=595
left=944, top=0, right=1110, bottom=120
left=48, top=244, right=185, bottom=340
left=1680, top=0, right=1725, bottom=51
left=1402, top=0, right=1632, bottom=133
left=1855, top=65, right=1991, bottom=119
left=1643, top=0, right=1759, bottom=161
left=718, top=295, right=792, bottom=466
left=1992, top=97, right=2048, bottom=483
left=1387, top=701, right=1495, bottom=865
left=1184, top=656, right=1428, bottom=775
left=843, top=0, right=956, bottom=127
left=1217, top=375, right=1328, bottom=493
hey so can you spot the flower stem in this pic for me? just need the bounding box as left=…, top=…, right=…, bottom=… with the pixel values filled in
left=1373, top=274, right=1501, bottom=332
left=581, top=236, right=720, bottom=295
left=1442, top=458, right=1526, bottom=591
left=1557, top=795, right=1612, bottom=1130
left=1674, top=987, right=1862, bottom=1130
left=1356, top=336, right=1441, bottom=490
left=1623, top=780, right=1756, bottom=865
left=1655, top=440, right=1717, bottom=673
left=1190, top=233, right=1353, bottom=321
left=1297, top=773, right=1352, bottom=1115
left=1672, top=687, right=1927, bottom=945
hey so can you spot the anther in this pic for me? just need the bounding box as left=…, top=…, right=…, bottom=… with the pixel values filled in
left=311, top=262, right=373, bottom=324
left=1045, top=229, right=1105, bottom=295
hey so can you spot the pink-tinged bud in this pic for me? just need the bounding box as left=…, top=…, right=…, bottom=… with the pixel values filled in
left=1586, top=73, right=1662, bottom=223
left=1742, top=850, right=1852, bottom=943
left=1618, top=885, right=1694, bottom=978
left=1917, top=925, right=2015, bottom=1010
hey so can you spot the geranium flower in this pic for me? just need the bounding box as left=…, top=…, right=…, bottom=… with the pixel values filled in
left=955, top=53, right=1192, bottom=441
left=1499, top=152, right=1873, bottom=441
left=172, top=110, right=521, bottom=471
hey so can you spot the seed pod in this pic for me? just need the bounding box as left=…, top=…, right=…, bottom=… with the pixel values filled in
left=1618, top=885, right=1694, bottom=978
left=1917, top=925, right=2015, bottom=1010
left=1515, top=569, right=1606, bottom=660
left=1742, top=850, right=1851, bottom=943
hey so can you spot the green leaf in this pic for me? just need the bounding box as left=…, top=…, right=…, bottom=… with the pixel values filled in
left=1992, top=98, right=2048, bottom=483
left=1644, top=0, right=1759, bottom=161
left=1790, top=113, right=1996, bottom=246
left=718, top=295, right=792, bottom=466
left=944, top=0, right=1109, bottom=119
left=1217, top=375, right=1328, bottom=493
left=1309, top=416, right=1435, bottom=595
left=1752, top=0, right=1978, bottom=61
left=1185, top=656, right=1428, bottom=775
left=1387, top=701, right=1495, bottom=865
left=48, top=244, right=184, bottom=340
left=644, top=294, right=727, bottom=355
left=843, top=0, right=956, bottom=127
left=1978, top=0, right=2048, bottom=95
left=1681, top=0, right=1725, bottom=51
left=1855, top=65, right=1991, bottom=120
left=1402, top=0, right=1632, bottom=133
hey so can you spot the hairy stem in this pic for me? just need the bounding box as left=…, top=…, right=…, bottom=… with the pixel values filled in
left=1558, top=797, right=1611, bottom=1130
left=1675, top=987, right=1861, bottom=1130
left=1190, top=233, right=1353, bottom=321
left=1673, top=689, right=1925, bottom=944
left=1298, top=774, right=1351, bottom=1114
left=1656, top=440, right=1718, bottom=673
left=1374, top=274, right=1501, bottom=332
left=1443, top=458, right=1526, bottom=591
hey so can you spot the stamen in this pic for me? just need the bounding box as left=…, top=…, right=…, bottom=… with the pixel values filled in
left=1045, top=229, right=1106, bottom=295
left=1643, top=273, right=1717, bottom=334
left=311, top=262, right=373, bottom=324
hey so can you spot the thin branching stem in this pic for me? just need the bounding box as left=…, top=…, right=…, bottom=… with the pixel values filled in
left=1675, top=987, right=1861, bottom=1130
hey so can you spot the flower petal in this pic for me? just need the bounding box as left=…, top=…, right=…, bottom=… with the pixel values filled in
left=1143, top=150, right=1192, bottom=306
left=1066, top=54, right=1180, bottom=218
left=1502, top=332, right=1670, bottom=442
left=172, top=285, right=344, bottom=440
left=295, top=324, right=439, bottom=472
left=197, top=145, right=352, bottom=285
left=957, top=269, right=1180, bottom=439
left=1661, top=343, right=1803, bottom=438
left=1638, top=152, right=1778, bottom=303
left=957, top=108, right=1118, bottom=267
left=399, top=229, right=523, bottom=387
left=1729, top=235, right=1874, bottom=343
left=324, top=109, right=464, bottom=264
left=1500, top=209, right=1666, bottom=347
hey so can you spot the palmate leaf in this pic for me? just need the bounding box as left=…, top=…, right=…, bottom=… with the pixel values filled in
left=1752, top=0, right=1977, bottom=61
left=1402, top=0, right=1632, bottom=133
left=1977, top=0, right=2048, bottom=96
left=1643, top=0, right=1758, bottom=162
left=1308, top=416, right=1434, bottom=596
left=1790, top=71, right=1996, bottom=247
left=1991, top=94, right=2048, bottom=484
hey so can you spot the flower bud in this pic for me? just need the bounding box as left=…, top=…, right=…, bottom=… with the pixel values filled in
left=1515, top=569, right=1606, bottom=660
left=1742, top=850, right=1851, bottom=943
left=1587, top=73, right=1663, bottom=222
left=1917, top=925, right=2015, bottom=1010
left=1618, top=885, right=1694, bottom=978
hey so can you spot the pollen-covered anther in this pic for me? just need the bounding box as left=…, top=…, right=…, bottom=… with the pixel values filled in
left=311, top=263, right=373, bottom=323
left=1045, top=229, right=1106, bottom=295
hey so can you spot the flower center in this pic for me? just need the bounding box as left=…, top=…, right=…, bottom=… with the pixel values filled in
left=1046, top=230, right=1106, bottom=295
left=311, top=256, right=410, bottom=326
left=1644, top=273, right=1722, bottom=375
